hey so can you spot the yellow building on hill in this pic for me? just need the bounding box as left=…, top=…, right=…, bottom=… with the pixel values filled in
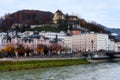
left=53, top=10, right=65, bottom=24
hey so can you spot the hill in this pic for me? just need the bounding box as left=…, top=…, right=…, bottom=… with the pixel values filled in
left=0, top=9, right=120, bottom=41
left=0, top=9, right=104, bottom=32
left=0, top=10, right=54, bottom=31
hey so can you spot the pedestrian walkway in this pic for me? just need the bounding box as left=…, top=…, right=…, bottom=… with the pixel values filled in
left=0, top=57, right=80, bottom=61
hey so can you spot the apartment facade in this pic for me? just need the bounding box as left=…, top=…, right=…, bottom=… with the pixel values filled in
left=64, top=32, right=114, bottom=51
left=64, top=36, right=72, bottom=49
left=80, top=32, right=109, bottom=51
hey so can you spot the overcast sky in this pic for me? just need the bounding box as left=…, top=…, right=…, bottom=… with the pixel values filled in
left=0, top=0, right=120, bottom=28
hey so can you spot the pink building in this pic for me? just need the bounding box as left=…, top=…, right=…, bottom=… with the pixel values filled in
left=1, top=31, right=64, bottom=54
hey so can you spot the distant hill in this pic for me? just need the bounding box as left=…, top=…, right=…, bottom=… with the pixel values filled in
left=94, top=24, right=120, bottom=41
left=106, top=28, right=120, bottom=41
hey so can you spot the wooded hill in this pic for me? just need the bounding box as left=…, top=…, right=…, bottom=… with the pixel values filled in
left=0, top=9, right=119, bottom=41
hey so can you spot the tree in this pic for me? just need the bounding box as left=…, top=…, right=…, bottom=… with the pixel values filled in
left=24, top=48, right=32, bottom=56
left=80, top=19, right=87, bottom=27
left=49, top=43, right=63, bottom=54
left=2, top=44, right=15, bottom=57
left=16, top=45, right=26, bottom=56
left=58, top=19, right=68, bottom=31
left=36, top=44, right=45, bottom=55
left=2, top=44, right=14, bottom=53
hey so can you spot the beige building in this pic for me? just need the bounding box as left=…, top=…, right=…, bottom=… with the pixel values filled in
left=79, top=32, right=109, bottom=51
left=64, top=32, right=112, bottom=51
left=68, top=16, right=79, bottom=21
left=53, top=10, right=65, bottom=24
left=64, top=36, right=72, bottom=49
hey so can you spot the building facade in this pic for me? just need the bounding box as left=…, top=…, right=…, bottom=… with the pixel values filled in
left=40, top=31, right=66, bottom=41
left=116, top=42, right=120, bottom=51
left=53, top=10, right=65, bottom=24
left=64, top=32, right=115, bottom=51
left=0, top=31, right=64, bottom=54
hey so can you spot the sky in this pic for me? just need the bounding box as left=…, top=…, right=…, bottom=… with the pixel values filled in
left=0, top=0, right=120, bottom=28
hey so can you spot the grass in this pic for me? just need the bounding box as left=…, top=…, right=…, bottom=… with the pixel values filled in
left=0, top=59, right=89, bottom=71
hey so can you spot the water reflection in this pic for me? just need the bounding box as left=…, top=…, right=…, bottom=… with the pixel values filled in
left=0, top=62, right=120, bottom=80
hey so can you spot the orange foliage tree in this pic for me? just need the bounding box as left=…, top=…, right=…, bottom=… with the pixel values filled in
left=2, top=44, right=15, bottom=53
left=36, top=44, right=44, bottom=54
left=16, top=45, right=26, bottom=54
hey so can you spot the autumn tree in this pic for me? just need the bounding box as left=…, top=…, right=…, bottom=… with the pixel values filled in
left=36, top=44, right=45, bottom=55
left=49, top=43, right=63, bottom=54
left=15, top=45, right=26, bottom=56
left=2, top=44, right=15, bottom=53
left=24, top=47, right=33, bottom=56
left=2, top=44, right=15, bottom=57
left=80, top=19, right=87, bottom=27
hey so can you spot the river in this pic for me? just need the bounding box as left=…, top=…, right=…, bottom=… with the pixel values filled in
left=0, top=62, right=120, bottom=80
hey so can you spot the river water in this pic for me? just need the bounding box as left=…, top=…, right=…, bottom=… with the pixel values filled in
left=0, top=62, right=120, bottom=80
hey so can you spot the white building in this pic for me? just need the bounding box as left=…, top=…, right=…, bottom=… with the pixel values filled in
left=30, top=25, right=43, bottom=28
left=64, top=32, right=115, bottom=51
left=0, top=33, right=6, bottom=49
left=80, top=32, right=110, bottom=51
left=116, top=42, right=120, bottom=51
left=108, top=39, right=118, bottom=51
left=40, top=31, right=66, bottom=41
left=64, top=36, right=72, bottom=49
left=21, top=31, right=33, bottom=37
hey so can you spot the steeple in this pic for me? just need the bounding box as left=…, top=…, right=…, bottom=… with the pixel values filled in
left=13, top=31, right=20, bottom=38
left=54, top=35, right=59, bottom=43
left=6, top=31, right=11, bottom=42
left=67, top=25, right=70, bottom=34
left=66, top=25, right=71, bottom=36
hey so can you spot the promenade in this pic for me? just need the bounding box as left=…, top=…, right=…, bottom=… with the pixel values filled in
left=0, top=52, right=82, bottom=61
left=0, top=57, right=80, bottom=61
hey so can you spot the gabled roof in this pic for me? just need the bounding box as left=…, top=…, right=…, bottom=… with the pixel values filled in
left=22, top=37, right=33, bottom=42
left=3, top=34, right=11, bottom=42
left=28, top=34, right=41, bottom=39
left=12, top=35, right=21, bottom=38
left=28, top=32, right=49, bottom=40
left=50, top=35, right=61, bottom=43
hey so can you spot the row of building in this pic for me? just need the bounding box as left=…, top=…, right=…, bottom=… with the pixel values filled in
left=65, top=32, right=118, bottom=52
left=0, top=30, right=120, bottom=52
